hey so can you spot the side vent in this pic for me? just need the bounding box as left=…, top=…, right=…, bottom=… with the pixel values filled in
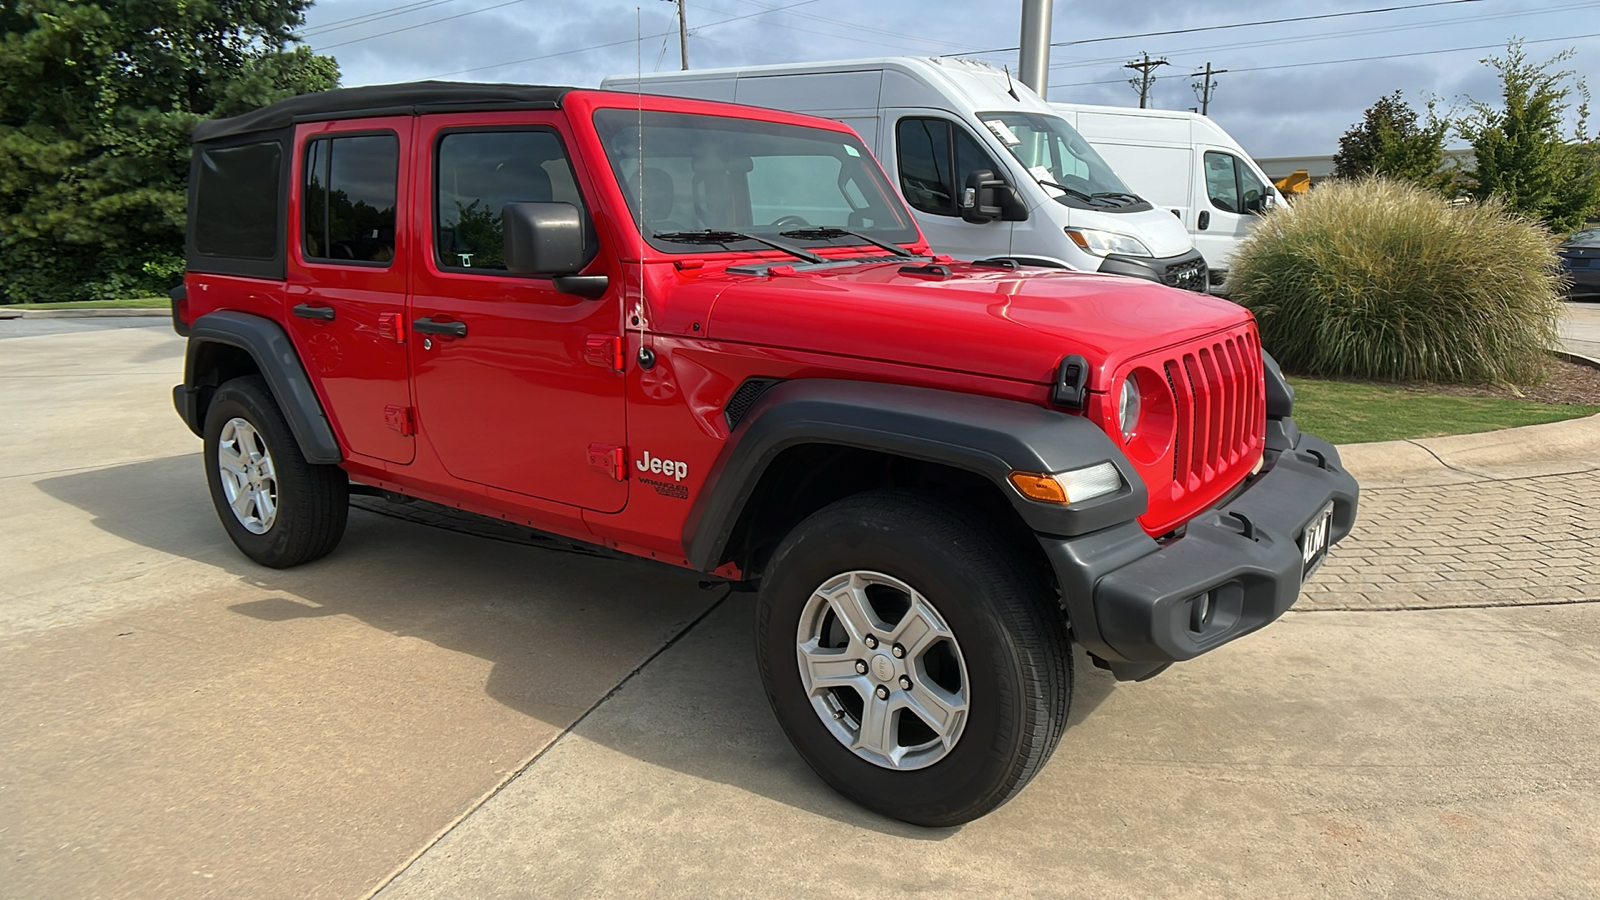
left=724, top=378, right=783, bottom=430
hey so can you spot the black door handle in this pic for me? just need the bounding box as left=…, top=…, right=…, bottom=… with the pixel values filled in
left=1197, top=210, right=1210, bottom=231
left=413, top=317, right=467, bottom=337
left=293, top=303, right=336, bottom=320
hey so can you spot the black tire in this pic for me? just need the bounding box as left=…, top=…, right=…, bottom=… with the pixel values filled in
left=203, top=375, right=348, bottom=568
left=755, top=490, right=1072, bottom=826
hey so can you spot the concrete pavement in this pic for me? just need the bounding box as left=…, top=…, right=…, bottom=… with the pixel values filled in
left=2, top=321, right=1597, bottom=899
left=1561, top=299, right=1600, bottom=359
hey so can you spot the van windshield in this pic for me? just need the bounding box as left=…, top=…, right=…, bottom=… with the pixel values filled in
left=592, top=108, right=919, bottom=255
left=977, top=112, right=1142, bottom=208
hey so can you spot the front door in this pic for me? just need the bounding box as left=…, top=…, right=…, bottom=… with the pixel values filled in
left=408, top=116, right=628, bottom=512
left=887, top=113, right=1014, bottom=260
left=1195, top=149, right=1269, bottom=275
left=286, top=117, right=415, bottom=464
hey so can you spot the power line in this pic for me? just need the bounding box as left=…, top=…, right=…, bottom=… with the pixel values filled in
left=948, top=0, right=1484, bottom=57
left=1050, top=30, right=1600, bottom=92
left=1040, top=0, right=1600, bottom=73
left=297, top=0, right=465, bottom=38
left=425, top=0, right=823, bottom=79
left=719, top=0, right=971, bottom=50
left=313, top=0, right=535, bottom=51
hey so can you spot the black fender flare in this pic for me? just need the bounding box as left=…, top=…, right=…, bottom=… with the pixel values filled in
left=682, top=378, right=1146, bottom=572
left=176, top=310, right=342, bottom=464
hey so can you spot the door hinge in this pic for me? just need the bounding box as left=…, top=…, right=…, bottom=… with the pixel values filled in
left=584, top=334, right=625, bottom=372
left=378, top=312, right=406, bottom=343
left=587, top=443, right=626, bottom=481
left=384, top=405, right=416, bottom=436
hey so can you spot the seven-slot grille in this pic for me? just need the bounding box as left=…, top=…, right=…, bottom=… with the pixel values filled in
left=1162, top=328, right=1265, bottom=501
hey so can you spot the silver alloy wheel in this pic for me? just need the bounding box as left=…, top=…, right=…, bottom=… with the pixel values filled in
left=796, top=570, right=970, bottom=770
left=216, top=417, right=278, bottom=535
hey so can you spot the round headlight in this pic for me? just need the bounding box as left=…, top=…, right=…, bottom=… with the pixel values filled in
left=1119, top=375, right=1142, bottom=442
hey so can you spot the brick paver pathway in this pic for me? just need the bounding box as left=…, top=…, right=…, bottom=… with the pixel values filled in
left=1301, top=470, right=1600, bottom=609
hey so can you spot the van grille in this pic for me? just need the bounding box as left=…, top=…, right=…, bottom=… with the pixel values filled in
left=1163, top=257, right=1209, bottom=293
left=1162, top=328, right=1265, bottom=500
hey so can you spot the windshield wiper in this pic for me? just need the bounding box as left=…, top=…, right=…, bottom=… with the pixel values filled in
left=778, top=227, right=917, bottom=258
left=1033, top=179, right=1110, bottom=206
left=1092, top=191, right=1145, bottom=204
left=650, top=230, right=826, bottom=265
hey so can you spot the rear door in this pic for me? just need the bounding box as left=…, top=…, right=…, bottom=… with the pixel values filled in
left=286, top=118, right=414, bottom=464
left=407, top=115, right=628, bottom=512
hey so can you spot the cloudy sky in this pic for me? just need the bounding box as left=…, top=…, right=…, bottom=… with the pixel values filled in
left=298, top=0, right=1599, bottom=159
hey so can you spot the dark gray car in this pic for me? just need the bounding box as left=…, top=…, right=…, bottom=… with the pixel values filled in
left=1560, top=227, right=1600, bottom=300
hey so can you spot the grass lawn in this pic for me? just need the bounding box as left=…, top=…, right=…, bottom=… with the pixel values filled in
left=1289, top=378, right=1600, bottom=445
left=5, top=297, right=168, bottom=309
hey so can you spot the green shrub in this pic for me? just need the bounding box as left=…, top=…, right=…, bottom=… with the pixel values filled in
left=1229, top=176, right=1565, bottom=384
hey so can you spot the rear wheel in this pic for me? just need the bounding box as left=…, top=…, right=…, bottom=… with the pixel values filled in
left=203, top=375, right=348, bottom=568
left=756, top=490, right=1072, bottom=826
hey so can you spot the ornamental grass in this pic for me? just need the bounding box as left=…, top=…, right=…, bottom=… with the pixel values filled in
left=1228, top=176, right=1565, bottom=384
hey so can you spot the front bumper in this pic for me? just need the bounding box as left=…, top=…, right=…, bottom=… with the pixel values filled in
left=1098, top=248, right=1209, bottom=293
left=1562, top=264, right=1600, bottom=299
left=1038, top=426, right=1359, bottom=680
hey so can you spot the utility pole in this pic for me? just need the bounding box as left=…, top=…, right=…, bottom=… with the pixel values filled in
left=1124, top=52, right=1168, bottom=109
left=1017, top=0, right=1053, bottom=96
left=675, top=0, right=689, bottom=70
left=1190, top=62, right=1227, bottom=116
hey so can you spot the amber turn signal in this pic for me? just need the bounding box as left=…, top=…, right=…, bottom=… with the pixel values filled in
left=1009, top=471, right=1068, bottom=504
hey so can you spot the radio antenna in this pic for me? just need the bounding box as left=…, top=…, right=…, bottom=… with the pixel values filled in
left=635, top=8, right=647, bottom=348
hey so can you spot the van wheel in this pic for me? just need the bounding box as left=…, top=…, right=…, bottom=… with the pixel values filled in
left=755, top=490, right=1072, bottom=826
left=203, top=375, right=348, bottom=568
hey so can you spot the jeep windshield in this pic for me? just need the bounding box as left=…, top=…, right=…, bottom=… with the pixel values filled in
left=977, top=112, right=1149, bottom=212
left=593, top=108, right=920, bottom=257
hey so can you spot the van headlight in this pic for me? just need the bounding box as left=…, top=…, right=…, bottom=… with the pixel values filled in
left=1064, top=227, right=1153, bottom=258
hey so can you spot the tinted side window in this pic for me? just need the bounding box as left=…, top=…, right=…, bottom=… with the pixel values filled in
left=195, top=141, right=282, bottom=260
left=302, top=134, right=399, bottom=264
left=896, top=118, right=953, bottom=216
left=1204, top=151, right=1241, bottom=213
left=896, top=118, right=1006, bottom=218
left=434, top=130, right=584, bottom=271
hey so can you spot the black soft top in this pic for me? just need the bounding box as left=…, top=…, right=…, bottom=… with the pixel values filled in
left=193, top=81, right=572, bottom=143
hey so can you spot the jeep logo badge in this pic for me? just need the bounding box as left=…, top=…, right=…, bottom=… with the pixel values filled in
left=635, top=450, right=688, bottom=482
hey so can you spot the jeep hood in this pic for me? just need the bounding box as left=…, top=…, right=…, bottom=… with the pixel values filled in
left=702, top=261, right=1253, bottom=388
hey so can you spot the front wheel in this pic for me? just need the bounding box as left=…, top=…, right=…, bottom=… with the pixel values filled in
left=755, top=490, right=1072, bottom=826
left=203, top=375, right=348, bottom=568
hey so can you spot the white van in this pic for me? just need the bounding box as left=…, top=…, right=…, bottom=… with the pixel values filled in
left=1052, top=102, right=1283, bottom=289
left=603, top=57, right=1209, bottom=292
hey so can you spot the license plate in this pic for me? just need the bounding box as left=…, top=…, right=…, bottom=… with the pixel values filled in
left=1300, top=503, right=1334, bottom=577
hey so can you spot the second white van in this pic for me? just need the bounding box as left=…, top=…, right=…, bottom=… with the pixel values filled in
left=1052, top=102, right=1283, bottom=289
left=603, top=57, right=1210, bottom=292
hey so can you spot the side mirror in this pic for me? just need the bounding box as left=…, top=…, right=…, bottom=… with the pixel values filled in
left=503, top=201, right=586, bottom=275
left=960, top=169, right=1004, bottom=224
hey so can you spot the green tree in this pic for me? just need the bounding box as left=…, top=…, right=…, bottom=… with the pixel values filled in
left=1332, top=90, right=1450, bottom=190
left=0, top=1, right=338, bottom=303
left=1459, top=40, right=1600, bottom=233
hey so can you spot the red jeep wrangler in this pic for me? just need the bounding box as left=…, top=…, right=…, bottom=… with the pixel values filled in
left=171, top=83, right=1357, bottom=826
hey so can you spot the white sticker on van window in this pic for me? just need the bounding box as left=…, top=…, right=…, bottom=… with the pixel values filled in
left=1030, top=166, right=1064, bottom=197
left=843, top=144, right=860, bottom=157
left=984, top=119, right=1022, bottom=145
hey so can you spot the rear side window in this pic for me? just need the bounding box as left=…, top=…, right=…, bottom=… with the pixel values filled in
left=895, top=118, right=1004, bottom=217
left=195, top=141, right=283, bottom=260
left=434, top=129, right=586, bottom=272
left=302, top=134, right=399, bottom=265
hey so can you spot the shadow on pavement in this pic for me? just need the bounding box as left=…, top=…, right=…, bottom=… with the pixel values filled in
left=36, top=454, right=1117, bottom=833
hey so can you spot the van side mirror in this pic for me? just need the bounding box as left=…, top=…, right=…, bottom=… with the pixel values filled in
left=961, top=170, right=1004, bottom=224
left=503, top=201, right=586, bottom=275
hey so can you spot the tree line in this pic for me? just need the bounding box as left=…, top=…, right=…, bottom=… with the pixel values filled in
left=0, top=1, right=337, bottom=303
left=1333, top=41, right=1600, bottom=233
